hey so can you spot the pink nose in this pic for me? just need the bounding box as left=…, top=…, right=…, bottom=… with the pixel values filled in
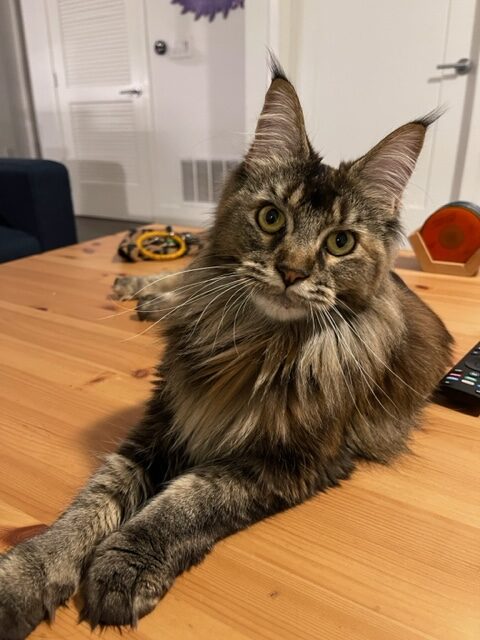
left=276, top=264, right=310, bottom=287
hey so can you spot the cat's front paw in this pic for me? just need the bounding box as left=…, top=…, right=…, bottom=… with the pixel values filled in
left=0, top=545, right=76, bottom=640
left=112, top=276, right=143, bottom=300
left=80, top=531, right=172, bottom=629
left=136, top=294, right=169, bottom=321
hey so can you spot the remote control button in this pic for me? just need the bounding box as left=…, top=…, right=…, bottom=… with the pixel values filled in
left=453, top=368, right=463, bottom=373
left=445, top=376, right=460, bottom=382
left=466, top=371, right=479, bottom=378
left=465, top=356, right=480, bottom=372
left=461, top=379, right=475, bottom=386
left=476, top=389, right=480, bottom=394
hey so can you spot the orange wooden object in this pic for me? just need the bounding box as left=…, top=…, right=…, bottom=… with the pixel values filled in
left=410, top=202, right=480, bottom=276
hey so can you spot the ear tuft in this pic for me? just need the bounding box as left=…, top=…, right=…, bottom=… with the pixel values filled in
left=351, top=112, right=441, bottom=208
left=268, top=50, right=288, bottom=82
left=246, top=56, right=310, bottom=165
left=413, top=106, right=445, bottom=128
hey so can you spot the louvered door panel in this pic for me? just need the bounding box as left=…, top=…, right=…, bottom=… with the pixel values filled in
left=58, top=0, right=131, bottom=86
left=46, top=0, right=153, bottom=219
left=70, top=103, right=139, bottom=183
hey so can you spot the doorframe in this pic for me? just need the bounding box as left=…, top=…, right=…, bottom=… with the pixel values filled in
left=20, top=0, right=65, bottom=162
left=458, top=0, right=480, bottom=202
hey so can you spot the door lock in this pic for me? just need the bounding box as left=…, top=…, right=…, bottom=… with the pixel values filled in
left=154, top=40, right=168, bottom=55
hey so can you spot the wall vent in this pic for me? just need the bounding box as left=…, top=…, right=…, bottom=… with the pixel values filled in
left=181, top=159, right=239, bottom=203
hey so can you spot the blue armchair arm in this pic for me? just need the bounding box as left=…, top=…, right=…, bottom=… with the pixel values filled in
left=0, top=159, right=77, bottom=252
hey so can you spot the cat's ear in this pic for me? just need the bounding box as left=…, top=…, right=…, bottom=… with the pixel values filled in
left=349, top=112, right=439, bottom=208
left=246, top=59, right=310, bottom=164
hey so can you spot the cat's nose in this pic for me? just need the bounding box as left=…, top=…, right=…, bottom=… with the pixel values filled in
left=276, top=263, right=310, bottom=287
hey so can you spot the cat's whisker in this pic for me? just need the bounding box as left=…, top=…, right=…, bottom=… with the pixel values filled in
left=333, top=302, right=426, bottom=399
left=97, top=298, right=137, bottom=320
left=100, top=273, right=240, bottom=320
left=133, top=273, right=241, bottom=316
left=189, top=279, right=251, bottom=344
left=322, top=309, right=374, bottom=414
left=319, top=308, right=367, bottom=416
left=324, top=308, right=402, bottom=421
left=308, top=303, right=315, bottom=332
left=138, top=272, right=240, bottom=306
left=124, top=264, right=240, bottom=300
left=233, top=284, right=258, bottom=354
left=123, top=279, right=247, bottom=342
left=322, top=308, right=377, bottom=433
left=210, top=281, right=253, bottom=354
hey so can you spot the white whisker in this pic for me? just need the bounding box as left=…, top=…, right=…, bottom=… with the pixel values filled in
left=233, top=284, right=258, bottom=353
left=190, top=279, right=250, bottom=343
left=324, top=308, right=401, bottom=421
left=332, top=302, right=425, bottom=399
left=122, top=278, right=246, bottom=342
left=211, top=281, right=253, bottom=354
left=125, top=264, right=239, bottom=300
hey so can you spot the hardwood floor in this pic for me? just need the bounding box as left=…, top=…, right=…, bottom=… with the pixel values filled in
left=0, top=233, right=478, bottom=639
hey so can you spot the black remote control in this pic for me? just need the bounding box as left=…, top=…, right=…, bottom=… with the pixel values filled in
left=438, top=341, right=480, bottom=404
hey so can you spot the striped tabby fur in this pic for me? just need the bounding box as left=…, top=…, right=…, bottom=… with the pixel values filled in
left=0, top=61, right=452, bottom=637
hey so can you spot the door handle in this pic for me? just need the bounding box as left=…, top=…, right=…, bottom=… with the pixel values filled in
left=119, top=88, right=143, bottom=96
left=436, top=58, right=473, bottom=75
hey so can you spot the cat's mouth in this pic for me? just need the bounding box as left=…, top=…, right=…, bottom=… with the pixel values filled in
left=252, top=289, right=309, bottom=322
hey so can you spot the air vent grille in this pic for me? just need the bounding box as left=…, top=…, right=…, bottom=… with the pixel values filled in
left=181, top=159, right=239, bottom=203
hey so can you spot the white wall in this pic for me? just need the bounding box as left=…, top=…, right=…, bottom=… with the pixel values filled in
left=0, top=0, right=37, bottom=158
left=145, top=0, right=245, bottom=222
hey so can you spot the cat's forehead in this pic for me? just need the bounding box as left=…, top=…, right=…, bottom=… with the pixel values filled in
left=258, top=161, right=350, bottom=227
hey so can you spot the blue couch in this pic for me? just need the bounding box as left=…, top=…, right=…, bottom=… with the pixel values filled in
left=0, top=159, right=77, bottom=263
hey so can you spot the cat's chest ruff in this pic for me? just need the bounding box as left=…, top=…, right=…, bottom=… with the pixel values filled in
left=169, top=330, right=344, bottom=460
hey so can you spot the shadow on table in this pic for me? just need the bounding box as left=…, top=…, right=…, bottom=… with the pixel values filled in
left=80, top=403, right=146, bottom=463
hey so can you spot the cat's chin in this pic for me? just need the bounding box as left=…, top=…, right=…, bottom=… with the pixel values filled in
left=253, top=291, right=308, bottom=322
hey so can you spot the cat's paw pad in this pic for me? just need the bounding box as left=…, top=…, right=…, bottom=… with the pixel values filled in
left=80, top=533, right=171, bottom=628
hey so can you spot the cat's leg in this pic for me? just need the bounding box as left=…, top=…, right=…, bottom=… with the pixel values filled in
left=113, top=273, right=182, bottom=301
left=0, top=453, right=152, bottom=640
left=113, top=273, right=184, bottom=321
left=81, top=454, right=354, bottom=628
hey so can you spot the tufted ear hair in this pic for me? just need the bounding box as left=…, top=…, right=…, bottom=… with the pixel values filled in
left=349, top=111, right=440, bottom=210
left=246, top=58, right=310, bottom=165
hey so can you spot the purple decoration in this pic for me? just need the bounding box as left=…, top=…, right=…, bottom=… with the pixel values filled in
left=171, top=0, right=244, bottom=22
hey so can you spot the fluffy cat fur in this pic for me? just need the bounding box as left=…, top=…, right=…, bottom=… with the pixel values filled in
left=0, top=61, right=452, bottom=638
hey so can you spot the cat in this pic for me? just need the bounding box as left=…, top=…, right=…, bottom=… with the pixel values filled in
left=0, top=60, right=452, bottom=638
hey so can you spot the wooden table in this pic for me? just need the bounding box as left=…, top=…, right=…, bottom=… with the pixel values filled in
left=0, top=233, right=479, bottom=640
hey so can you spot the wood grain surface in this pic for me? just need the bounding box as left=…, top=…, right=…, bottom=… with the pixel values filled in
left=0, top=232, right=478, bottom=640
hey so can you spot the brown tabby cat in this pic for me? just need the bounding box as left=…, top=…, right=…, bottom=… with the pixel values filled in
left=0, top=61, right=452, bottom=638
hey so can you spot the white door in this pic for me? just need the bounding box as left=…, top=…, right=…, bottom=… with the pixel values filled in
left=45, top=0, right=154, bottom=220
left=248, top=0, right=477, bottom=236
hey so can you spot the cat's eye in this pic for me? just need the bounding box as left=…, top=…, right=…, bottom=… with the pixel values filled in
left=257, top=206, right=286, bottom=234
left=325, top=230, right=356, bottom=256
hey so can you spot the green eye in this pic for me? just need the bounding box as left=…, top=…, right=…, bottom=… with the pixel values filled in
left=325, top=230, right=356, bottom=256
left=257, top=206, right=286, bottom=234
